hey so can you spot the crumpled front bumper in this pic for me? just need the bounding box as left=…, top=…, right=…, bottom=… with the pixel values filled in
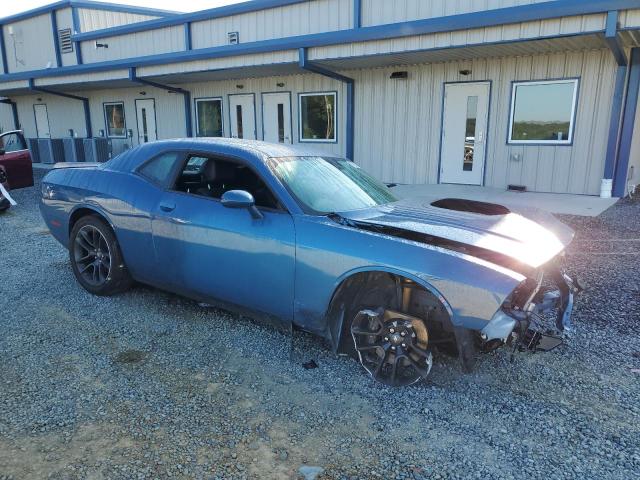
left=481, top=265, right=582, bottom=352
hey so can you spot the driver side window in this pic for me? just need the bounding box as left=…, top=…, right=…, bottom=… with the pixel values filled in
left=173, top=155, right=281, bottom=210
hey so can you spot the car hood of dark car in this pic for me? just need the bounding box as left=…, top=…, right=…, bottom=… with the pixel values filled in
left=338, top=197, right=574, bottom=270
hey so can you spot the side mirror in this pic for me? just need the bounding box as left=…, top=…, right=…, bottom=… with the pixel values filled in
left=0, top=148, right=5, bottom=156
left=221, top=190, right=263, bottom=219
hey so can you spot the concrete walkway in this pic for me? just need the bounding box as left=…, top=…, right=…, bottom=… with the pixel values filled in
left=391, top=183, right=618, bottom=217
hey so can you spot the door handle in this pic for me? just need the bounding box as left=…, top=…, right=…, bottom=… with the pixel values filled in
left=159, top=202, right=176, bottom=212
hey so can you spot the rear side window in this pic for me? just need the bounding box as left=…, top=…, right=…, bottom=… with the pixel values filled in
left=0, top=133, right=26, bottom=153
left=138, top=152, right=181, bottom=186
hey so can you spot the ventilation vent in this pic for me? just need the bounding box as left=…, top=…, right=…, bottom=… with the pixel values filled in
left=430, top=198, right=510, bottom=216
left=58, top=28, right=73, bottom=53
left=228, top=31, right=239, bottom=45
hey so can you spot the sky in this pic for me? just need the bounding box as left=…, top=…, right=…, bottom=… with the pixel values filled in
left=3, top=0, right=244, bottom=17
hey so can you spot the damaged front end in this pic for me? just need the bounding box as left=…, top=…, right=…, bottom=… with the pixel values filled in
left=480, top=258, right=583, bottom=354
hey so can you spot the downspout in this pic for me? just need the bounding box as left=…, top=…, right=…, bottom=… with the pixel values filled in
left=51, top=11, right=62, bottom=68
left=613, top=48, right=640, bottom=198
left=71, top=6, right=83, bottom=65
left=129, top=67, right=193, bottom=137
left=299, top=47, right=354, bottom=160
left=28, top=79, right=92, bottom=137
left=602, top=11, right=628, bottom=198
left=0, top=98, right=20, bottom=130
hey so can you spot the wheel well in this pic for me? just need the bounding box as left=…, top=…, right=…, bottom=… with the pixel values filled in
left=68, top=208, right=111, bottom=238
left=326, top=271, right=454, bottom=354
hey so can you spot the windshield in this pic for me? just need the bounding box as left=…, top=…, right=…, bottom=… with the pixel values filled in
left=270, top=156, right=397, bottom=214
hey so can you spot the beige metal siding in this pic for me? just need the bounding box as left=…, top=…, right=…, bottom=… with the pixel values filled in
left=190, top=0, right=352, bottom=50
left=80, top=25, right=185, bottom=64
left=85, top=87, right=186, bottom=155
left=361, top=0, right=557, bottom=27
left=185, top=73, right=346, bottom=157
left=311, top=14, right=606, bottom=61
left=55, top=8, right=78, bottom=67
left=138, top=51, right=299, bottom=77
left=3, top=14, right=57, bottom=73
left=349, top=49, right=615, bottom=195
left=77, top=9, right=160, bottom=32
left=620, top=9, right=640, bottom=28
left=15, top=94, right=87, bottom=138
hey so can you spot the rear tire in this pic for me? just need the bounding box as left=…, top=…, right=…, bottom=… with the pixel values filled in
left=69, top=215, right=132, bottom=296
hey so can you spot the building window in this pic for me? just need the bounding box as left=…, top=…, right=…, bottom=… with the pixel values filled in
left=103, top=102, right=126, bottom=138
left=195, top=98, right=223, bottom=137
left=508, top=79, right=579, bottom=145
left=299, top=92, right=337, bottom=142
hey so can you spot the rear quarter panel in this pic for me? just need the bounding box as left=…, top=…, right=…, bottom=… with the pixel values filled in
left=40, top=166, right=164, bottom=283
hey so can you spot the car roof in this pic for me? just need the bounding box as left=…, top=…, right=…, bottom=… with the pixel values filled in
left=140, top=138, right=337, bottom=160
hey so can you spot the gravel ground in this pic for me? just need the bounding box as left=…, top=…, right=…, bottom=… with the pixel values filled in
left=0, top=170, right=639, bottom=480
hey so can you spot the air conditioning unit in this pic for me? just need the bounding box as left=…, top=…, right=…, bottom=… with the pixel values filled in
left=62, top=138, right=85, bottom=162
left=83, top=137, right=112, bottom=163
left=37, top=139, right=65, bottom=164
left=27, top=138, right=41, bottom=163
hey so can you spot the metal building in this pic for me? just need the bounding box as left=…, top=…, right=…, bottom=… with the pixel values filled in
left=0, top=0, right=639, bottom=197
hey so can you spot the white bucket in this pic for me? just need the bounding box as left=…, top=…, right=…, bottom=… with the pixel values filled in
left=600, top=178, right=613, bottom=199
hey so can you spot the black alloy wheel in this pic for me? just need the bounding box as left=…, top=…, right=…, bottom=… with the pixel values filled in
left=69, top=215, right=132, bottom=296
left=351, top=308, right=433, bottom=386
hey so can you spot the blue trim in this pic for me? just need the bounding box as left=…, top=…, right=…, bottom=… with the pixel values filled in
left=184, top=22, right=192, bottom=51
left=70, top=0, right=638, bottom=43
left=51, top=12, right=62, bottom=68
left=260, top=91, right=293, bottom=144
left=506, top=77, right=581, bottom=146
left=353, top=0, right=362, bottom=29
left=193, top=96, right=224, bottom=138
left=0, top=28, right=604, bottom=83
left=437, top=81, right=492, bottom=186
left=129, top=67, right=192, bottom=137
left=299, top=48, right=354, bottom=159
left=71, top=6, right=83, bottom=64
left=604, top=65, right=628, bottom=179
left=605, top=11, right=627, bottom=66
left=72, top=0, right=311, bottom=41
left=0, top=27, right=8, bottom=74
left=613, top=48, right=640, bottom=197
left=228, top=93, right=257, bottom=140
left=297, top=91, right=339, bottom=144
left=28, top=79, right=92, bottom=136
left=0, top=1, right=176, bottom=26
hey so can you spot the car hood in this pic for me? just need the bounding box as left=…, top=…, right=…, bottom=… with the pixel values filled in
left=338, top=197, right=574, bottom=271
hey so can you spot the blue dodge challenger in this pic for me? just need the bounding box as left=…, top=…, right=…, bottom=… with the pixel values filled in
left=40, top=139, right=580, bottom=386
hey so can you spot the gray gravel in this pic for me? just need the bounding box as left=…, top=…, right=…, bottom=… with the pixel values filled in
left=1, top=170, right=639, bottom=480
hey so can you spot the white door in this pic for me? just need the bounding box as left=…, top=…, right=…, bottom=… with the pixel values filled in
left=440, top=82, right=490, bottom=185
left=262, top=92, right=291, bottom=144
left=229, top=94, right=256, bottom=140
left=34, top=104, right=50, bottom=138
left=136, top=99, right=157, bottom=144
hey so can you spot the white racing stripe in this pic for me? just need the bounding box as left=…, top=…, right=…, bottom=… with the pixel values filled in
left=0, top=182, right=17, bottom=206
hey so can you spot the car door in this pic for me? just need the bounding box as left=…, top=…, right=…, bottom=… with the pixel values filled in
left=151, top=153, right=296, bottom=324
left=0, top=131, right=33, bottom=189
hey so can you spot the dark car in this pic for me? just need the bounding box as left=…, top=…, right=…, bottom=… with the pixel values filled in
left=0, top=130, right=33, bottom=190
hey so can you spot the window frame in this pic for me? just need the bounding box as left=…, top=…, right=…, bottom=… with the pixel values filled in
left=194, top=97, right=225, bottom=138
left=298, top=91, right=338, bottom=144
left=507, top=78, right=580, bottom=146
left=103, top=101, right=127, bottom=139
